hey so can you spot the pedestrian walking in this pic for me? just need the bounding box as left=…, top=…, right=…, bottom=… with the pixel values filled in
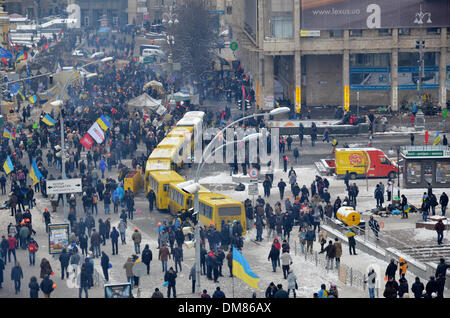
left=164, top=267, right=177, bottom=298
left=142, top=244, right=153, bottom=275
left=28, top=276, right=40, bottom=298
left=131, top=227, right=142, bottom=254
left=11, top=262, right=23, bottom=294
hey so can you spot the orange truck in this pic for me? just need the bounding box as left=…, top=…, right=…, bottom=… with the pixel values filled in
left=316, top=148, right=399, bottom=180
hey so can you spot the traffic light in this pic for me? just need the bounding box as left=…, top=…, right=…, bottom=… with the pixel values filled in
left=237, top=99, right=243, bottom=110
left=54, top=145, right=62, bottom=158
left=49, top=75, right=53, bottom=85
left=245, top=99, right=251, bottom=110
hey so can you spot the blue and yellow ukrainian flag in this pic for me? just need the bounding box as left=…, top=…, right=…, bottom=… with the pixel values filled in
left=29, top=159, right=43, bottom=185
left=79, top=91, right=87, bottom=99
left=42, top=114, right=55, bottom=126
left=3, top=156, right=14, bottom=174
left=28, top=95, right=37, bottom=104
left=433, top=131, right=441, bottom=146
left=15, top=50, right=25, bottom=62
left=3, top=128, right=15, bottom=140
left=232, top=247, right=260, bottom=289
left=17, top=90, right=25, bottom=101
left=96, top=115, right=111, bottom=131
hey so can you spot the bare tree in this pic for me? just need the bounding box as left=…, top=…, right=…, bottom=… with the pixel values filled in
left=170, top=0, right=218, bottom=83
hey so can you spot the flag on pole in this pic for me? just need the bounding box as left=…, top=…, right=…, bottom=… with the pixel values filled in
left=433, top=131, right=441, bottom=146
left=15, top=50, right=26, bottom=62
left=87, top=122, right=105, bottom=143
left=80, top=133, right=94, bottom=150
left=28, top=95, right=37, bottom=104
left=3, top=128, right=15, bottom=140
left=96, top=115, right=111, bottom=131
left=29, top=159, right=43, bottom=185
left=42, top=114, right=56, bottom=126
left=3, top=156, right=14, bottom=174
left=232, top=247, right=260, bottom=289
left=17, top=90, right=25, bottom=101
left=0, top=47, right=12, bottom=59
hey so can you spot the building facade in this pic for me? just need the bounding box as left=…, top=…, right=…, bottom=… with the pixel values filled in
left=3, top=0, right=67, bottom=18
left=232, top=0, right=450, bottom=110
left=73, top=0, right=128, bottom=28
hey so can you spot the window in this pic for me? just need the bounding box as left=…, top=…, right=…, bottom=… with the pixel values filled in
left=398, top=52, right=437, bottom=67
left=380, top=157, right=391, bottom=165
left=271, top=14, right=293, bottom=38
left=378, top=29, right=391, bottom=36
left=350, top=29, right=362, bottom=37
left=163, top=184, right=170, bottom=192
left=436, top=163, right=450, bottom=184
left=199, top=202, right=213, bottom=219
left=406, top=162, right=421, bottom=184
left=399, top=28, right=410, bottom=35
left=330, top=30, right=343, bottom=37
left=427, top=28, right=440, bottom=35
left=218, top=206, right=242, bottom=217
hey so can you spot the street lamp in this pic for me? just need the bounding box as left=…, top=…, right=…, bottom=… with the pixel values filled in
left=52, top=57, right=112, bottom=221
left=187, top=108, right=288, bottom=289
left=414, top=4, right=432, bottom=113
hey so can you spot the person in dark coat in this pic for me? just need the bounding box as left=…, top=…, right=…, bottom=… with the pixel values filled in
left=274, top=284, right=289, bottom=298
left=11, top=262, right=23, bottom=294
left=268, top=244, right=280, bottom=272
left=411, top=277, right=424, bottom=298
left=151, top=288, right=164, bottom=298
left=383, top=277, right=399, bottom=298
left=398, top=277, right=409, bottom=298
left=435, top=258, right=450, bottom=298
left=100, top=252, right=110, bottom=282
left=28, top=276, right=40, bottom=298
left=278, top=179, right=286, bottom=200
left=59, top=249, right=71, bottom=280
left=385, top=259, right=398, bottom=280
left=40, top=274, right=54, bottom=298
left=164, top=267, right=177, bottom=298
left=212, top=286, right=226, bottom=298
left=440, top=192, right=448, bottom=216
left=142, top=244, right=153, bottom=275
left=110, top=226, right=119, bottom=255
left=79, top=264, right=90, bottom=298
left=265, top=282, right=278, bottom=298
left=425, top=276, right=438, bottom=298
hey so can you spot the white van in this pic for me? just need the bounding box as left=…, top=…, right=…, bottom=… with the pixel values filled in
left=142, top=48, right=165, bottom=58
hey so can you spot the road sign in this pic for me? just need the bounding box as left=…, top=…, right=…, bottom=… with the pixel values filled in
left=248, top=183, right=259, bottom=196
left=230, top=41, right=238, bottom=51
left=248, top=168, right=259, bottom=179
left=46, top=178, right=82, bottom=195
left=132, top=262, right=147, bottom=277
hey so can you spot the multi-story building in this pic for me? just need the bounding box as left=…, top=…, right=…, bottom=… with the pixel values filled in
left=71, top=0, right=128, bottom=28
left=127, top=0, right=149, bottom=26
left=232, top=0, right=450, bottom=110
left=3, top=0, right=67, bottom=18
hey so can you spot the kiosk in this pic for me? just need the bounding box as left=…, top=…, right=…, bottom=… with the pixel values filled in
left=400, top=146, right=450, bottom=188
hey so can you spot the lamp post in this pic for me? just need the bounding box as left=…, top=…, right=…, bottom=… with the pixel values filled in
left=414, top=4, right=432, bottom=113
left=51, top=57, right=113, bottom=221
left=162, top=5, right=178, bottom=105
left=397, top=147, right=401, bottom=198
left=184, top=107, right=289, bottom=289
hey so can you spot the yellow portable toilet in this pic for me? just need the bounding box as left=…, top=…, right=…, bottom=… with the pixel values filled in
left=337, top=206, right=361, bottom=227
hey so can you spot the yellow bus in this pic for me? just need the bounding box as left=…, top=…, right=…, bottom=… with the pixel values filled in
left=198, top=192, right=246, bottom=235
left=167, top=126, right=195, bottom=152
left=147, top=170, right=186, bottom=210
left=168, top=180, right=210, bottom=216
left=157, top=136, right=190, bottom=167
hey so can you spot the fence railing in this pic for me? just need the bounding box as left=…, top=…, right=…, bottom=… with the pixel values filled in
left=292, top=235, right=379, bottom=298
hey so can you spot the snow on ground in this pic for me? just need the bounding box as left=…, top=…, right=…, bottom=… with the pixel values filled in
left=413, top=227, right=449, bottom=242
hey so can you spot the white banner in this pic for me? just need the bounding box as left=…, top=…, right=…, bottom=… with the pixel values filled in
left=87, top=122, right=105, bottom=143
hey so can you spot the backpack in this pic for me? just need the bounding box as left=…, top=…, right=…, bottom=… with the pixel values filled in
left=28, top=242, right=38, bottom=252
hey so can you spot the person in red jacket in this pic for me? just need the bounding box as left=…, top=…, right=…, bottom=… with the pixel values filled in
left=7, top=235, right=17, bottom=264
